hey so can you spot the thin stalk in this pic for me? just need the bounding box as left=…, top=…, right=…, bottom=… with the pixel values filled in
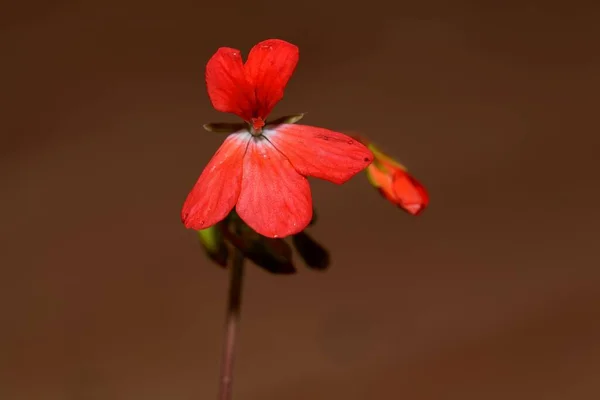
left=217, top=247, right=245, bottom=400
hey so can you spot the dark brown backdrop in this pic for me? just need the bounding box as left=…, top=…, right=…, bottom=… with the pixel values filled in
left=2, top=1, right=600, bottom=399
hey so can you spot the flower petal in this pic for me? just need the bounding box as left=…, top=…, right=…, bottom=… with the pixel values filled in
left=391, top=170, right=429, bottom=215
left=244, top=39, right=299, bottom=119
left=264, top=124, right=374, bottom=184
left=236, top=137, right=312, bottom=238
left=205, top=47, right=256, bottom=120
left=181, top=133, right=249, bottom=229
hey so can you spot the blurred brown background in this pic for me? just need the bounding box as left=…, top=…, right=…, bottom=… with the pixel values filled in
left=2, top=1, right=600, bottom=399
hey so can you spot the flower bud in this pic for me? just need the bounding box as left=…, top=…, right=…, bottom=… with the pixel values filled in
left=197, top=225, right=229, bottom=267
left=363, top=141, right=429, bottom=215
left=225, top=212, right=296, bottom=274
left=292, top=231, right=330, bottom=270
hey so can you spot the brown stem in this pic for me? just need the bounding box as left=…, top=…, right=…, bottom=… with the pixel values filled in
left=217, top=246, right=245, bottom=400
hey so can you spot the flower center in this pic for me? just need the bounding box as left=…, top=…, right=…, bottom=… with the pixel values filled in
left=250, top=117, right=265, bottom=136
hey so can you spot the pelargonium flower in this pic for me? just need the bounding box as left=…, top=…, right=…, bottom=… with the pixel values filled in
left=362, top=140, right=429, bottom=215
left=181, top=39, right=373, bottom=238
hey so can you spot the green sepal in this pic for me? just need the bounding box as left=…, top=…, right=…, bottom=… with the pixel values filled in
left=266, top=113, right=305, bottom=126
left=203, top=122, right=248, bottom=133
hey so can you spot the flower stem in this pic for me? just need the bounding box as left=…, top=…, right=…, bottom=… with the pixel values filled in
left=217, top=246, right=245, bottom=400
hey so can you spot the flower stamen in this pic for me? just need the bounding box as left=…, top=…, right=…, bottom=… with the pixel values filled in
left=250, top=118, right=265, bottom=135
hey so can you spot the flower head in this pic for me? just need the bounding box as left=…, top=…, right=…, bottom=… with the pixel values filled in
left=363, top=140, right=429, bottom=215
left=181, top=39, right=373, bottom=238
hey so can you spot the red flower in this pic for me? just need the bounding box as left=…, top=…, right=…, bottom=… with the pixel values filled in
left=364, top=141, right=429, bottom=215
left=181, top=39, right=373, bottom=238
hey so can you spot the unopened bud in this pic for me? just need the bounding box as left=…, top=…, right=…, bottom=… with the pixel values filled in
left=197, top=225, right=228, bottom=267
left=363, top=141, right=429, bottom=215
left=292, top=231, right=330, bottom=270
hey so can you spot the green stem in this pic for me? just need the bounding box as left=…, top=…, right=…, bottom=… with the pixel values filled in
left=217, top=247, right=245, bottom=400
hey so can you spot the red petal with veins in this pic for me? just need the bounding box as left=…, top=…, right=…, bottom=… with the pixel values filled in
left=265, top=124, right=374, bottom=184
left=244, top=39, right=299, bottom=119
left=236, top=138, right=312, bottom=238
left=181, top=133, right=249, bottom=229
left=205, top=47, right=256, bottom=121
